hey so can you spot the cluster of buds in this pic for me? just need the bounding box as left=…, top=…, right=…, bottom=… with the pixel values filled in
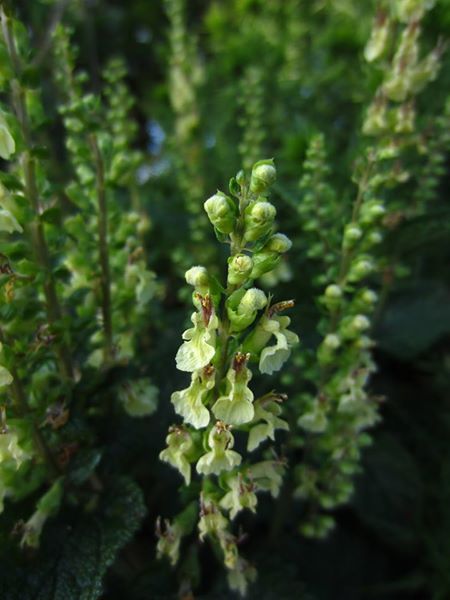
left=297, top=134, right=341, bottom=287
left=159, top=159, right=298, bottom=595
left=53, top=26, right=159, bottom=413
left=363, top=1, right=442, bottom=140
left=296, top=161, right=385, bottom=536
left=164, top=0, right=211, bottom=268
left=238, top=66, right=266, bottom=171
left=293, top=0, right=443, bottom=539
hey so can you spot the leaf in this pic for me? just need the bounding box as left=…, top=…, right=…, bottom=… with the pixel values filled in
left=40, top=206, right=62, bottom=225
left=376, top=282, right=450, bottom=360
left=352, top=433, right=422, bottom=549
left=0, top=477, right=146, bottom=600
left=67, top=449, right=103, bottom=486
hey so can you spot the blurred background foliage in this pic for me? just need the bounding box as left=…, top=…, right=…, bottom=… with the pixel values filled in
left=1, top=0, right=450, bottom=598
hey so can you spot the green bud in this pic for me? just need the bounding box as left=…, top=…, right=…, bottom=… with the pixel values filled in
left=263, top=233, right=292, bottom=254
left=360, top=201, right=386, bottom=226
left=394, top=103, right=415, bottom=134
left=348, top=258, right=374, bottom=282
left=352, top=315, right=370, bottom=331
left=361, top=289, right=378, bottom=305
left=383, top=75, right=409, bottom=103
left=236, top=169, right=245, bottom=186
left=204, top=192, right=237, bottom=234
left=367, top=231, right=383, bottom=246
left=239, top=288, right=268, bottom=313
left=364, top=12, right=390, bottom=63
left=317, top=334, right=341, bottom=365
left=323, top=334, right=341, bottom=350
left=244, top=201, right=276, bottom=242
left=226, top=287, right=267, bottom=332
left=250, top=159, right=276, bottom=194
left=323, top=284, right=343, bottom=310
left=362, top=97, right=388, bottom=136
left=250, top=251, right=280, bottom=279
left=343, top=225, right=363, bottom=249
left=227, top=254, right=253, bottom=286
left=325, top=284, right=342, bottom=299
left=185, top=266, right=209, bottom=294
left=341, top=314, right=371, bottom=339
left=396, top=0, right=435, bottom=23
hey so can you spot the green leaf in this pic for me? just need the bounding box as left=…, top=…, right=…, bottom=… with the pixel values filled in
left=0, top=477, right=146, bottom=600
left=67, top=449, right=103, bottom=486
left=377, top=282, right=450, bottom=359
left=40, top=206, right=62, bottom=225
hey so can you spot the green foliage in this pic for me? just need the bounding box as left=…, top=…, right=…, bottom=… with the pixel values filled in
left=0, top=0, right=448, bottom=598
left=0, top=477, right=146, bottom=600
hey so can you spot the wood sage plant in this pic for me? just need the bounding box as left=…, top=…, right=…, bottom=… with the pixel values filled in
left=158, top=159, right=299, bottom=596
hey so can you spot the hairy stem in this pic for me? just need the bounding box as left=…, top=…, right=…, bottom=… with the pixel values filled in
left=89, top=134, right=114, bottom=364
left=1, top=8, right=74, bottom=383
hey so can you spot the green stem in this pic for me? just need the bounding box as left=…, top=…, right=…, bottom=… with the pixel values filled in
left=1, top=9, right=74, bottom=383
left=89, top=134, right=114, bottom=364
left=214, top=186, right=249, bottom=388
left=328, top=159, right=374, bottom=334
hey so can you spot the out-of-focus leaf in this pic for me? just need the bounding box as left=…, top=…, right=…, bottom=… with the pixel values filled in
left=377, top=282, right=450, bottom=359
left=0, top=477, right=146, bottom=600
left=353, top=433, right=422, bottom=548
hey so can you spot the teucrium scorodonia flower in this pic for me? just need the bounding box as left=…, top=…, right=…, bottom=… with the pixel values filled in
left=212, top=353, right=255, bottom=426
left=196, top=422, right=242, bottom=476
left=171, top=365, right=214, bottom=428
left=159, top=159, right=298, bottom=593
left=175, top=296, right=218, bottom=372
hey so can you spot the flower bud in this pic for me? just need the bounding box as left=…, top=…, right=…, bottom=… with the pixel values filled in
left=249, top=159, right=276, bottom=194
left=348, top=258, right=374, bottom=282
left=343, top=225, right=363, bottom=249
left=243, top=201, right=276, bottom=242
left=361, top=289, right=378, bottom=305
left=227, top=254, right=253, bottom=286
left=352, top=315, right=370, bottom=331
left=236, top=169, right=245, bottom=186
left=238, top=288, right=268, bottom=314
left=263, top=233, right=292, bottom=254
left=340, top=314, right=371, bottom=339
left=204, top=192, right=237, bottom=234
left=364, top=11, right=390, bottom=63
left=249, top=251, right=280, bottom=279
left=360, top=201, right=385, bottom=226
left=185, top=266, right=209, bottom=294
left=362, top=97, right=388, bottom=136
left=325, top=284, right=342, bottom=299
left=394, top=103, right=415, bottom=134
left=322, top=284, right=343, bottom=310
left=396, top=0, right=435, bottom=23
left=317, top=334, right=341, bottom=365
left=367, top=231, right=383, bottom=246
left=323, top=334, right=341, bottom=350
left=409, top=48, right=441, bottom=94
left=383, top=75, right=409, bottom=103
left=226, top=287, right=267, bottom=332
